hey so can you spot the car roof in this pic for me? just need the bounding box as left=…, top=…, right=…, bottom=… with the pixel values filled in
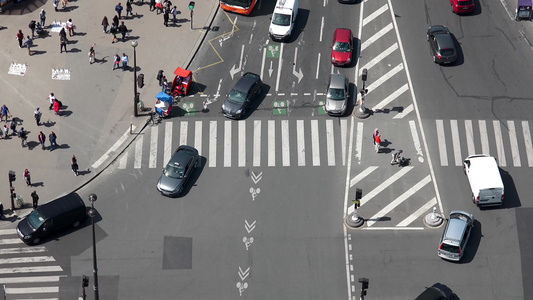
left=170, top=146, right=197, bottom=166
left=329, top=74, right=347, bottom=89
left=435, top=34, right=455, bottom=49
left=36, top=193, right=86, bottom=219
left=234, top=72, right=260, bottom=92
left=334, top=28, right=352, bottom=42
left=428, top=25, right=449, bottom=36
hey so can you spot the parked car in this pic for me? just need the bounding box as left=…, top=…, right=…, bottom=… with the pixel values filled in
left=325, top=74, right=349, bottom=116
left=157, top=145, right=199, bottom=197
left=222, top=72, right=262, bottom=119
left=438, top=211, right=474, bottom=261
left=415, top=283, right=457, bottom=300
left=449, top=0, right=474, bottom=14
left=426, top=26, right=457, bottom=65
left=331, top=28, right=353, bottom=66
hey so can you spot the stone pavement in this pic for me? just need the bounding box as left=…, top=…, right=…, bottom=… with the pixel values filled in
left=0, top=0, right=220, bottom=224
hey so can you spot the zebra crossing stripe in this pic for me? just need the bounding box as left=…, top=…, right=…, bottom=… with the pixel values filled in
left=118, top=150, right=127, bottom=169
left=0, top=239, right=23, bottom=245
left=360, top=166, right=414, bottom=206
left=134, top=136, right=143, bottom=169
left=350, top=166, right=379, bottom=188
left=5, top=286, right=59, bottom=294
left=493, top=121, right=506, bottom=166
left=238, top=120, right=246, bottom=167
left=296, top=120, right=305, bottom=166
left=268, top=120, right=275, bottom=166
left=281, top=120, right=290, bottom=166
left=311, top=120, right=320, bottom=166
left=195, top=121, right=203, bottom=162
left=341, top=119, right=347, bottom=166
left=366, top=63, right=403, bottom=95
left=392, top=103, right=413, bottom=119
left=450, top=120, right=462, bottom=166
left=0, top=275, right=63, bottom=284
left=180, top=121, right=188, bottom=147
left=522, top=121, right=533, bottom=167
left=362, top=3, right=388, bottom=26
left=0, top=266, right=63, bottom=274
left=0, top=256, right=56, bottom=264
left=164, top=122, right=173, bottom=168
left=355, top=122, right=363, bottom=164
left=360, top=43, right=398, bottom=75
left=397, top=197, right=437, bottom=227
left=149, top=126, right=158, bottom=168
left=508, top=121, right=521, bottom=167
left=372, top=83, right=408, bottom=111
left=326, top=120, right=335, bottom=166
left=253, top=120, right=261, bottom=167
left=479, top=120, right=490, bottom=155
left=409, top=120, right=423, bottom=160
left=436, top=120, right=448, bottom=166
left=0, top=229, right=16, bottom=235
left=224, top=121, right=232, bottom=167
left=366, top=175, right=432, bottom=227
left=209, top=121, right=217, bottom=167
left=0, top=247, right=46, bottom=255
left=361, top=23, right=393, bottom=51
left=465, top=120, right=475, bottom=156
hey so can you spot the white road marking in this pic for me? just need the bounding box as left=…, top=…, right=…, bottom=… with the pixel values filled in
left=91, top=127, right=135, bottom=169
left=392, top=103, right=413, bottom=119
left=281, top=120, right=290, bottom=166
left=0, top=256, right=56, bottom=264
left=311, top=120, right=320, bottom=166
left=508, top=121, right=521, bottom=167
left=522, top=121, right=533, bottom=166
left=253, top=120, right=261, bottom=167
left=436, top=120, right=448, bottom=166
left=209, top=121, right=217, bottom=167
left=118, top=151, right=127, bottom=169
left=326, top=119, right=335, bottom=166
left=360, top=43, right=398, bottom=75
left=0, top=247, right=46, bottom=255
left=0, top=266, right=63, bottom=274
left=360, top=23, right=393, bottom=51
left=149, top=126, right=158, bottom=168
left=355, top=122, right=363, bottom=164
left=0, top=229, right=16, bottom=235
left=297, top=120, right=305, bottom=166
left=350, top=166, right=378, bottom=188
left=397, top=197, right=437, bottom=227
left=366, top=63, right=403, bottom=94
left=493, top=121, right=506, bottom=166
left=0, top=275, right=63, bottom=284
left=450, top=120, right=462, bottom=166
left=180, top=121, right=188, bottom=146
left=224, top=121, right=232, bottom=167
left=465, top=120, right=475, bottom=156
left=341, top=119, right=347, bottom=166
left=316, top=53, right=321, bottom=80
left=134, top=136, right=143, bottom=169
left=268, top=120, right=275, bottom=166
left=260, top=46, right=266, bottom=80
left=276, top=42, right=284, bottom=92
left=5, top=286, right=59, bottom=294
left=366, top=175, right=431, bottom=227
left=194, top=121, right=203, bottom=163
left=409, top=120, right=423, bottom=160
left=319, top=16, right=325, bottom=42
left=363, top=3, right=389, bottom=26
left=371, top=83, right=407, bottom=111
left=238, top=120, right=246, bottom=167
left=0, top=239, right=23, bottom=245
left=164, top=122, right=172, bottom=167
left=479, top=120, right=490, bottom=155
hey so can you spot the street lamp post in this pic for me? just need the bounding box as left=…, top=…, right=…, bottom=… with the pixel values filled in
left=88, top=194, right=99, bottom=300
left=131, top=40, right=138, bottom=117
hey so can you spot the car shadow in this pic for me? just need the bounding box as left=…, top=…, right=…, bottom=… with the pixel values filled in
left=178, top=156, right=206, bottom=198
left=285, top=8, right=309, bottom=43
left=455, top=219, right=482, bottom=264
left=239, top=84, right=270, bottom=120
left=479, top=168, right=521, bottom=210
left=450, top=34, right=464, bottom=66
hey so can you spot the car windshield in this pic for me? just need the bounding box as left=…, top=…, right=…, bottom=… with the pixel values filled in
left=457, top=0, right=472, bottom=4
left=327, top=88, right=345, bottom=100
left=222, top=0, right=253, bottom=5
left=27, top=210, right=46, bottom=229
left=228, top=89, right=247, bottom=103
left=440, top=243, right=459, bottom=254
left=440, top=49, right=455, bottom=56
left=272, top=13, right=291, bottom=26
left=164, top=164, right=184, bottom=179
left=333, top=42, right=350, bottom=52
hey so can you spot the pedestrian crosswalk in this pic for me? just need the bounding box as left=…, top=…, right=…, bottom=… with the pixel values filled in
left=0, top=229, right=63, bottom=299
left=434, top=119, right=533, bottom=167
left=117, top=118, right=351, bottom=169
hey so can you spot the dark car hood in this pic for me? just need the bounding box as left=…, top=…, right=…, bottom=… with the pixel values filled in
left=158, top=174, right=182, bottom=193
left=222, top=99, right=244, bottom=115
left=17, top=218, right=36, bottom=237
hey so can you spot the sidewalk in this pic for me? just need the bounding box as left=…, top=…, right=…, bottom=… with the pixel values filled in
left=0, top=0, right=220, bottom=223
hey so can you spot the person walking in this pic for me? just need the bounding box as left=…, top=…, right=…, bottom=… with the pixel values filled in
left=162, top=77, right=168, bottom=93
left=38, top=131, right=46, bottom=150
left=171, top=6, right=178, bottom=24
left=9, top=119, right=16, bottom=135
left=115, top=3, right=124, bottom=19
left=118, top=21, right=128, bottom=41
left=47, top=93, right=56, bottom=110
left=71, top=155, right=79, bottom=176
left=66, top=19, right=75, bottom=36
left=39, top=9, right=46, bottom=27
left=3, top=125, right=8, bottom=138
left=374, top=134, right=381, bottom=153
left=49, top=131, right=57, bottom=151
left=112, top=15, right=120, bottom=27
left=29, top=20, right=36, bottom=38
left=150, top=0, right=155, bottom=11
left=60, top=34, right=68, bottom=53
left=102, top=16, right=109, bottom=33
left=23, top=36, right=33, bottom=56
left=155, top=0, right=162, bottom=14
left=23, top=169, right=31, bottom=186
left=372, top=128, right=380, bottom=145
left=60, top=0, right=68, bottom=10
left=53, top=0, right=58, bottom=11
left=163, top=10, right=169, bottom=27
left=19, top=127, right=27, bottom=147
left=126, top=1, right=133, bottom=18
left=121, top=53, right=128, bottom=71
left=157, top=70, right=164, bottom=86
left=34, top=107, right=42, bottom=125
left=113, top=53, right=120, bottom=70
left=88, top=44, right=96, bottom=64
left=31, top=191, right=39, bottom=209
left=16, top=30, right=24, bottom=48
left=110, top=24, right=118, bottom=43
left=1, top=105, right=11, bottom=122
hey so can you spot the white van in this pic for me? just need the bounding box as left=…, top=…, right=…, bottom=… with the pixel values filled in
left=463, top=154, right=504, bottom=207
left=269, top=0, right=298, bottom=41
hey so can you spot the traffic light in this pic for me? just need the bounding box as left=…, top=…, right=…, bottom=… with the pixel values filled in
left=8, top=170, right=16, bottom=182
left=188, top=1, right=195, bottom=10
left=137, top=74, right=144, bottom=88
left=361, top=68, right=368, bottom=82
left=359, top=277, right=369, bottom=298
left=82, top=275, right=89, bottom=287
left=355, top=188, right=362, bottom=205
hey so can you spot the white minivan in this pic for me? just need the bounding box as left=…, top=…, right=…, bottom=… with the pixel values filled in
left=463, top=154, right=504, bottom=207
left=269, top=0, right=298, bottom=41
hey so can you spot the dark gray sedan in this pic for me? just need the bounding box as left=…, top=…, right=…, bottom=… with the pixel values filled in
left=325, top=73, right=349, bottom=116
left=426, top=25, right=457, bottom=65
left=157, top=145, right=199, bottom=197
left=222, top=72, right=262, bottom=119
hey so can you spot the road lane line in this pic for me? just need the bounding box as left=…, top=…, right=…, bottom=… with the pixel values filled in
left=164, top=122, right=172, bottom=168
left=134, top=136, right=143, bottom=169
left=209, top=121, right=217, bottom=167
left=268, top=120, right=275, bottom=166
left=372, top=83, right=407, bottom=111
left=355, top=122, right=363, bottom=164
left=320, top=16, right=324, bottom=42
left=253, top=120, right=261, bottom=167
left=224, top=121, right=232, bottom=167
left=479, top=120, right=490, bottom=155
left=315, top=53, right=320, bottom=80
left=397, top=197, right=437, bottom=227
left=436, top=120, right=448, bottom=166
left=360, top=23, right=393, bottom=51
left=311, top=120, right=320, bottom=166
left=0, top=275, right=64, bottom=284
left=392, top=103, right=413, bottom=119
left=341, top=119, right=347, bottom=166
left=508, top=121, right=521, bottom=167
left=493, top=121, right=506, bottom=166
left=149, top=126, right=158, bottom=168
left=365, top=63, right=403, bottom=94
left=282, top=120, right=290, bottom=166
left=0, top=266, right=63, bottom=274
left=326, top=120, right=335, bottom=166
left=276, top=42, right=284, bottom=92
left=465, top=120, right=475, bottom=156
left=522, top=121, right=533, bottom=166
left=0, top=256, right=56, bottom=264
left=238, top=120, right=246, bottom=167
left=180, top=121, right=188, bottom=146
left=260, top=44, right=266, bottom=80
left=366, top=175, right=431, bottom=227
left=350, top=166, right=378, bottom=188
left=297, top=120, right=305, bottom=166
left=363, top=3, right=389, bottom=26
left=450, top=120, right=462, bottom=166
left=194, top=121, right=202, bottom=166
left=360, top=43, right=398, bottom=75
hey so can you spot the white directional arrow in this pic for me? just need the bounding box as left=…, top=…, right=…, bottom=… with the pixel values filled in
left=251, top=171, right=262, bottom=184
left=268, top=61, right=274, bottom=77
left=238, top=266, right=250, bottom=281
left=245, top=220, right=256, bottom=233
left=292, top=47, right=304, bottom=83
left=230, top=45, right=245, bottom=80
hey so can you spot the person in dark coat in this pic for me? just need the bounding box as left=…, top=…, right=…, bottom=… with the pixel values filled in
left=102, top=16, right=109, bottom=33
left=150, top=0, right=155, bottom=11
left=112, top=15, right=120, bottom=27
left=31, top=191, right=39, bottom=209
left=163, top=10, right=169, bottom=26
left=118, top=21, right=128, bottom=41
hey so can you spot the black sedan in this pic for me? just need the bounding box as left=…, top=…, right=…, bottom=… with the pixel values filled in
left=157, top=145, right=199, bottom=197
left=426, top=25, right=457, bottom=65
left=222, top=72, right=262, bottom=119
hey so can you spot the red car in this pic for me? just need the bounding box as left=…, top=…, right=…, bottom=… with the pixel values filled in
left=331, top=28, right=353, bottom=66
left=449, top=0, right=474, bottom=14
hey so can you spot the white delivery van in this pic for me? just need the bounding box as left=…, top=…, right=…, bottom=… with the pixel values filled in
left=463, top=154, right=504, bottom=207
left=269, top=0, right=298, bottom=41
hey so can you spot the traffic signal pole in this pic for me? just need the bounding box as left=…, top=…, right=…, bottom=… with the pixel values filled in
left=8, top=171, right=16, bottom=211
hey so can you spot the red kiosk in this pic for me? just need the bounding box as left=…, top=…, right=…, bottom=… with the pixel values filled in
left=171, top=67, right=192, bottom=98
